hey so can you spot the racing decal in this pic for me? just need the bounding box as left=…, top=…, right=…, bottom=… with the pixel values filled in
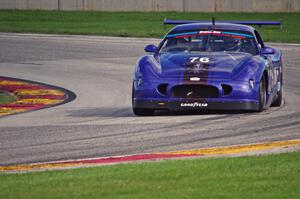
left=167, top=30, right=253, bottom=39
left=190, top=77, right=201, bottom=82
left=180, top=102, right=208, bottom=108
left=192, top=63, right=203, bottom=75
left=184, top=57, right=211, bottom=77
left=189, top=57, right=210, bottom=63
left=222, top=31, right=254, bottom=38
left=199, top=30, right=221, bottom=34
left=166, top=31, right=199, bottom=38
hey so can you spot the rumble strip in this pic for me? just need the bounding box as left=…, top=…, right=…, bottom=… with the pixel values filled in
left=1, top=139, right=299, bottom=173
left=0, top=77, right=74, bottom=117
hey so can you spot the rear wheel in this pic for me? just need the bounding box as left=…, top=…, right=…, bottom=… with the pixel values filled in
left=258, top=75, right=266, bottom=112
left=132, top=82, right=154, bottom=116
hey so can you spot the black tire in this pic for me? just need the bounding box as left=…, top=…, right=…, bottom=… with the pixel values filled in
left=271, top=86, right=282, bottom=107
left=132, top=107, right=154, bottom=116
left=132, top=82, right=155, bottom=116
left=258, top=75, right=266, bottom=112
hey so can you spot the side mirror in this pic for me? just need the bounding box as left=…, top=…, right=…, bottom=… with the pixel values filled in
left=261, top=47, right=275, bottom=55
left=144, top=44, right=158, bottom=53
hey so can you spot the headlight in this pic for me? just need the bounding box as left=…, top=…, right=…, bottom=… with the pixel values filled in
left=249, top=79, right=254, bottom=89
left=137, top=78, right=143, bottom=86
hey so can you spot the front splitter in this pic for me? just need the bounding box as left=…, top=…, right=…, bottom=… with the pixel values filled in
left=133, top=99, right=259, bottom=111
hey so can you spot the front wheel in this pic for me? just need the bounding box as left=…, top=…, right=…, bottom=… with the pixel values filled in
left=258, top=75, right=266, bottom=112
left=271, top=87, right=282, bottom=107
left=132, top=82, right=155, bottom=116
left=132, top=108, right=154, bottom=116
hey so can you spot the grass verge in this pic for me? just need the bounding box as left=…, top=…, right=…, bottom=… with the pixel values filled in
left=0, top=11, right=300, bottom=43
left=0, top=151, right=299, bottom=199
left=0, top=91, right=15, bottom=104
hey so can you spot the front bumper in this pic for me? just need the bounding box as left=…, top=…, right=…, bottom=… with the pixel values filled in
left=133, top=98, right=259, bottom=111
left=133, top=78, right=260, bottom=111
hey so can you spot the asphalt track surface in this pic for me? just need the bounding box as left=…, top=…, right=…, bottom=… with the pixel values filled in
left=0, top=33, right=299, bottom=166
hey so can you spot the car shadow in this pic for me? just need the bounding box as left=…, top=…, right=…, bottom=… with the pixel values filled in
left=154, top=109, right=253, bottom=116
left=67, top=107, right=132, bottom=118
left=67, top=107, right=254, bottom=118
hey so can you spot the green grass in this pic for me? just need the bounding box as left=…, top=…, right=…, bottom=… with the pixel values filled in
left=1, top=151, right=299, bottom=199
left=0, top=10, right=300, bottom=43
left=0, top=91, right=15, bottom=104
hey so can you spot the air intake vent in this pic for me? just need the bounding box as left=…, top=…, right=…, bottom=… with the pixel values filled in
left=157, top=84, right=168, bottom=96
left=171, top=85, right=219, bottom=98
left=221, top=84, right=233, bottom=96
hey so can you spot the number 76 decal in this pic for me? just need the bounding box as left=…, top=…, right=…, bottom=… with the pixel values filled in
left=189, top=57, right=210, bottom=63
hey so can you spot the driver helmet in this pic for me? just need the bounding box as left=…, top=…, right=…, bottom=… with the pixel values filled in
left=224, top=37, right=241, bottom=51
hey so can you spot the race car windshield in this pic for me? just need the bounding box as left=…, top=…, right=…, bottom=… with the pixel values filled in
left=160, top=30, right=258, bottom=55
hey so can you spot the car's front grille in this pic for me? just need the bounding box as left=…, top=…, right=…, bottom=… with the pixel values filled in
left=171, top=85, right=219, bottom=98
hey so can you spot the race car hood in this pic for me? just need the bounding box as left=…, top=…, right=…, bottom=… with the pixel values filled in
left=158, top=52, right=252, bottom=79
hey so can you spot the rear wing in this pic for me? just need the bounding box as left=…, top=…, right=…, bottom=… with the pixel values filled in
left=163, top=18, right=282, bottom=29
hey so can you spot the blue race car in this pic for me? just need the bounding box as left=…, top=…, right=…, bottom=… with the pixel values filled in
left=132, top=19, right=283, bottom=116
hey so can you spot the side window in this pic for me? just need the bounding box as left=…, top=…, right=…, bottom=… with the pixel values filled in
left=254, top=30, right=264, bottom=48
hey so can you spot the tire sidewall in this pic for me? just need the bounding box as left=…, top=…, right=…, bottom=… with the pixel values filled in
left=258, top=75, right=266, bottom=111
